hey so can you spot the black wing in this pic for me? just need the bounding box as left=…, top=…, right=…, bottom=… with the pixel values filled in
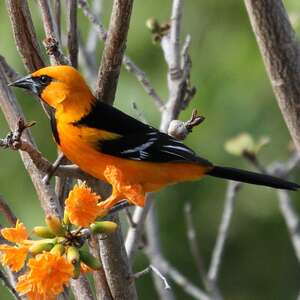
left=74, top=100, right=211, bottom=166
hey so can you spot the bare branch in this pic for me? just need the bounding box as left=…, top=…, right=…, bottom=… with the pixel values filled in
left=133, top=265, right=171, bottom=290
left=95, top=0, right=134, bottom=104
left=184, top=203, right=208, bottom=285
left=0, top=56, right=20, bottom=82
left=145, top=206, right=176, bottom=300
left=169, top=0, right=183, bottom=78
left=160, top=1, right=195, bottom=132
left=0, top=64, right=61, bottom=217
left=146, top=236, right=211, bottom=300
left=244, top=0, right=300, bottom=153
left=98, top=215, right=138, bottom=300
left=78, top=0, right=164, bottom=110
left=0, top=195, right=17, bottom=226
left=37, top=0, right=69, bottom=65
left=53, top=0, right=62, bottom=42
left=108, top=201, right=132, bottom=215
left=125, top=195, right=153, bottom=261
left=67, top=0, right=78, bottom=68
left=88, top=236, right=113, bottom=300
left=208, top=182, right=241, bottom=283
left=6, top=0, right=45, bottom=71
left=70, top=276, right=95, bottom=300
left=0, top=269, right=22, bottom=300
left=278, top=190, right=300, bottom=262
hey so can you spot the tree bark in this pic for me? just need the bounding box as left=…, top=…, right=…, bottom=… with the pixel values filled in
left=244, top=0, right=300, bottom=152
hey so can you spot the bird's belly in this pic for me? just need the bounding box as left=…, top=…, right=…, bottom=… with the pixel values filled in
left=58, top=125, right=207, bottom=192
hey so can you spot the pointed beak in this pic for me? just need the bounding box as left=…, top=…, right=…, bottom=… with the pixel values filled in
left=8, top=75, right=39, bottom=94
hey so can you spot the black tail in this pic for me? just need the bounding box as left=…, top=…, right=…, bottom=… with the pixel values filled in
left=207, top=165, right=299, bottom=191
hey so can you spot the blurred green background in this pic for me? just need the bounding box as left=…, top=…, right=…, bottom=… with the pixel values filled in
left=1, top=1, right=300, bottom=299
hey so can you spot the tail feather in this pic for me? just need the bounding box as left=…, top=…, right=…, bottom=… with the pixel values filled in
left=207, top=165, right=299, bottom=191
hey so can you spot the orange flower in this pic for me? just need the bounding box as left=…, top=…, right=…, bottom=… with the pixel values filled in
left=0, top=244, right=28, bottom=272
left=1, top=220, right=28, bottom=243
left=65, top=181, right=104, bottom=227
left=16, top=252, right=73, bottom=300
left=0, top=220, right=30, bottom=272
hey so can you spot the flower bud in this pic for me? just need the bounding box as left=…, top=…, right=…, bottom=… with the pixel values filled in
left=67, top=246, right=80, bottom=265
left=90, top=221, right=118, bottom=234
left=29, top=240, right=54, bottom=255
left=50, top=244, right=65, bottom=256
left=72, top=260, right=81, bottom=279
left=146, top=17, right=159, bottom=33
left=168, top=120, right=189, bottom=140
left=79, top=249, right=101, bottom=270
left=45, top=215, right=65, bottom=236
left=63, top=211, right=70, bottom=225
left=33, top=226, right=55, bottom=238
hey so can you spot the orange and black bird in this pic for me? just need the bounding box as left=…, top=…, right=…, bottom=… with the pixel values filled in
left=9, top=65, right=299, bottom=208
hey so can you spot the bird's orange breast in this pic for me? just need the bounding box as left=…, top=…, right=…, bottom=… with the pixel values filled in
left=57, top=121, right=208, bottom=192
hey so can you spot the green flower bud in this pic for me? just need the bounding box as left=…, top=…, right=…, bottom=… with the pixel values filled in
left=72, top=260, right=81, bottom=279
left=45, top=214, right=65, bottom=236
left=29, top=240, right=54, bottom=255
left=63, top=211, right=70, bottom=225
left=67, top=246, right=80, bottom=265
left=50, top=243, right=65, bottom=256
left=33, top=226, right=55, bottom=238
left=146, top=17, right=159, bottom=33
left=79, top=249, right=101, bottom=270
left=90, top=221, right=118, bottom=234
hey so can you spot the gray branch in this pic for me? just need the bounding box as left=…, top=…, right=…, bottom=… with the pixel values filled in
left=244, top=0, right=300, bottom=152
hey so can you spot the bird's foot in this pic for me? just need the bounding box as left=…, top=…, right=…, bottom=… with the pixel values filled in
left=103, top=165, right=146, bottom=207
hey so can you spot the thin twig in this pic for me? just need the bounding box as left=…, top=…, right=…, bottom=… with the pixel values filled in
left=0, top=269, right=22, bottom=300
left=37, top=0, right=69, bottom=65
left=278, top=190, right=300, bottom=262
left=184, top=202, right=222, bottom=299
left=67, top=0, right=78, bottom=68
left=54, top=0, right=62, bottom=42
left=108, top=201, right=132, bottom=215
left=125, top=195, right=153, bottom=261
left=78, top=0, right=164, bottom=110
left=0, top=195, right=17, bottom=226
left=133, top=265, right=171, bottom=290
left=208, top=182, right=241, bottom=283
left=145, top=205, right=176, bottom=300
left=43, top=152, right=65, bottom=185
left=145, top=233, right=211, bottom=300
left=0, top=56, right=20, bottom=82
left=184, top=203, right=209, bottom=286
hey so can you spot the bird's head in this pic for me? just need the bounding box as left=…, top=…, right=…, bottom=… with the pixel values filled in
left=9, top=65, right=94, bottom=118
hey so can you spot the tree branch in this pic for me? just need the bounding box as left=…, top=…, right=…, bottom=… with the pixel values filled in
left=95, top=0, right=134, bottom=104
left=67, top=0, right=78, bottom=68
left=208, top=182, right=241, bottom=284
left=244, top=0, right=300, bottom=153
left=78, top=0, right=164, bottom=110
left=70, top=276, right=95, bottom=300
left=0, top=64, right=61, bottom=217
left=0, top=195, right=17, bottom=226
left=5, top=0, right=45, bottom=71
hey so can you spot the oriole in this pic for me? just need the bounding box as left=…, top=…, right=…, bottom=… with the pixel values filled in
left=9, top=65, right=299, bottom=208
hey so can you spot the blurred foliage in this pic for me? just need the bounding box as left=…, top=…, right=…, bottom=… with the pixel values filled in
left=1, top=1, right=300, bottom=299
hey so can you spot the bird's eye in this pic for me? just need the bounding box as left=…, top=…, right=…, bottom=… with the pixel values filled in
left=40, top=75, right=49, bottom=84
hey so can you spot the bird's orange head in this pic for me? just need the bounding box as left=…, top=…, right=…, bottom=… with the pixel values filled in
left=9, top=65, right=95, bottom=120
